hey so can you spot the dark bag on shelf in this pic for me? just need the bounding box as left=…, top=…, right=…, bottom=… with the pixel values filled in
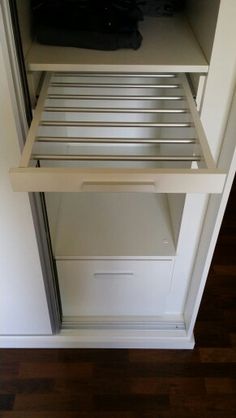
left=31, top=0, right=143, bottom=50
left=36, top=27, right=143, bottom=50
left=141, top=0, right=186, bottom=16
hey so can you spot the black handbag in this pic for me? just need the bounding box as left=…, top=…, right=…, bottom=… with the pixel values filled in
left=141, top=0, right=186, bottom=16
left=31, top=0, right=143, bottom=50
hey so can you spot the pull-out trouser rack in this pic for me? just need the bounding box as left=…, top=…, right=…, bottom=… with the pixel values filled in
left=10, top=72, right=225, bottom=193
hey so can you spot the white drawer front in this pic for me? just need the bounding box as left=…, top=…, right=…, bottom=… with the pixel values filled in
left=57, top=259, right=174, bottom=317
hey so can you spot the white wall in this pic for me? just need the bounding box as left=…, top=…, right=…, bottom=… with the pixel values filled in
left=0, top=41, right=51, bottom=335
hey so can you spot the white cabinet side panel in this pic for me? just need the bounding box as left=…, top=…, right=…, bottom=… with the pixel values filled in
left=180, top=1, right=236, bottom=336
left=185, top=84, right=236, bottom=336
left=186, top=0, right=220, bottom=62
left=0, top=44, right=51, bottom=335
left=165, top=193, right=208, bottom=314
left=200, top=0, right=236, bottom=159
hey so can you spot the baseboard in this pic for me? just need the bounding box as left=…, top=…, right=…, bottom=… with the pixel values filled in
left=0, top=329, right=195, bottom=349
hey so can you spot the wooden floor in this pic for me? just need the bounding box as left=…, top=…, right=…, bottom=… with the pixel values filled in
left=0, top=183, right=235, bottom=418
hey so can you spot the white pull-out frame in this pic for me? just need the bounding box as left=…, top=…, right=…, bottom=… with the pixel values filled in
left=10, top=72, right=225, bottom=193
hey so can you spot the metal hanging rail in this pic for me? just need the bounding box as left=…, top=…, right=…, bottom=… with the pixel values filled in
left=43, top=106, right=188, bottom=114
left=53, top=73, right=177, bottom=78
left=32, top=154, right=201, bottom=162
left=36, top=137, right=197, bottom=144
left=50, top=82, right=180, bottom=89
left=39, top=121, right=192, bottom=128
left=47, top=94, right=184, bottom=100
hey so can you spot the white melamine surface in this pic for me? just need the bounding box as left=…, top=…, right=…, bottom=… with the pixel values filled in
left=0, top=38, right=51, bottom=335
left=57, top=258, right=174, bottom=316
left=200, top=0, right=236, bottom=160
left=26, top=16, right=208, bottom=72
left=186, top=0, right=220, bottom=62
left=49, top=193, right=175, bottom=257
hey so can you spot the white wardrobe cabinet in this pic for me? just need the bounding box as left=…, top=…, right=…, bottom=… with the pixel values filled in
left=0, top=0, right=235, bottom=348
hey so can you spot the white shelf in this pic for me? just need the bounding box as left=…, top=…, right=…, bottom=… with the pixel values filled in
left=26, top=16, right=208, bottom=73
left=49, top=193, right=176, bottom=258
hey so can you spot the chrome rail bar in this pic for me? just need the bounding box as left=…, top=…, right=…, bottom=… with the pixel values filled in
left=36, top=136, right=196, bottom=144
left=47, top=94, right=184, bottom=100
left=43, top=106, right=188, bottom=114
left=50, top=82, right=180, bottom=88
left=52, top=73, right=177, bottom=78
left=40, top=121, right=193, bottom=128
left=32, top=154, right=201, bottom=162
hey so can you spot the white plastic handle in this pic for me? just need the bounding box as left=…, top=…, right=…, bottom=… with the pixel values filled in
left=81, top=181, right=157, bottom=193
left=94, top=272, right=134, bottom=280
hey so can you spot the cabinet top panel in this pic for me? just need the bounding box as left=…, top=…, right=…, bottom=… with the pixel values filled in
left=26, top=17, right=209, bottom=73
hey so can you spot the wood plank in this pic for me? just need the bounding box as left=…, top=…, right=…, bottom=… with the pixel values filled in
left=19, top=362, right=93, bottom=379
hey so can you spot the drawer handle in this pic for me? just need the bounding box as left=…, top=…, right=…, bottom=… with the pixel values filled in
left=81, top=182, right=157, bottom=192
left=94, top=272, right=134, bottom=280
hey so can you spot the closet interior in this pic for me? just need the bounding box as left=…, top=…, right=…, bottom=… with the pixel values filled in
left=12, top=0, right=225, bottom=330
